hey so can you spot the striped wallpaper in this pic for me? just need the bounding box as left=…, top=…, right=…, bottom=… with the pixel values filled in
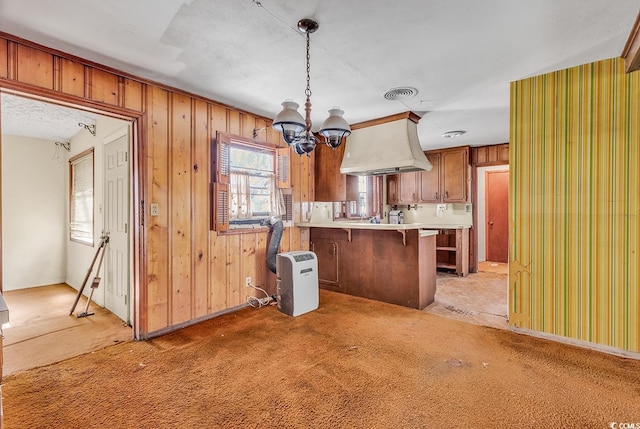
left=510, top=57, right=639, bottom=353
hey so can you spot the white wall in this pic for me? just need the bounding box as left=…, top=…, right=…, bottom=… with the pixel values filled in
left=1, top=135, right=67, bottom=290
left=65, top=115, right=128, bottom=306
left=477, top=165, right=509, bottom=262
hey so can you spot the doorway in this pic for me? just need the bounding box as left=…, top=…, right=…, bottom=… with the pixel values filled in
left=485, top=169, right=509, bottom=263
left=477, top=166, right=509, bottom=271
left=1, top=93, right=134, bottom=374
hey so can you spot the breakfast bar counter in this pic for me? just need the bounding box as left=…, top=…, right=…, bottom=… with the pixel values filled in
left=296, top=222, right=438, bottom=310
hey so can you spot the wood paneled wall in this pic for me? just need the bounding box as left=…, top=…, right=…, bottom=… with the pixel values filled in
left=0, top=33, right=314, bottom=338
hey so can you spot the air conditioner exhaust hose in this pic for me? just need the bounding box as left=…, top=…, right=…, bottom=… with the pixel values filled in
left=266, top=216, right=283, bottom=274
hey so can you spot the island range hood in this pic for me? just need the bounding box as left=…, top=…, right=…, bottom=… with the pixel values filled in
left=339, top=112, right=433, bottom=176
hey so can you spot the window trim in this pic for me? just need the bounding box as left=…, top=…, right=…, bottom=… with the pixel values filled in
left=69, top=147, right=95, bottom=246
left=211, top=132, right=291, bottom=233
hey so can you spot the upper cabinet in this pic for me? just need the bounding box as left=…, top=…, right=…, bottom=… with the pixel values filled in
left=471, top=143, right=509, bottom=166
left=387, top=146, right=470, bottom=204
left=439, top=147, right=469, bottom=202
left=387, top=175, right=399, bottom=204
left=315, top=143, right=359, bottom=202
left=387, top=172, right=418, bottom=204
left=418, top=152, right=440, bottom=203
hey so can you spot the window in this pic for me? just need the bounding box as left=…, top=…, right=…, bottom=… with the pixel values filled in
left=347, top=175, right=383, bottom=219
left=212, top=133, right=291, bottom=232
left=229, top=145, right=274, bottom=219
left=357, top=176, right=367, bottom=216
left=69, top=148, right=94, bottom=245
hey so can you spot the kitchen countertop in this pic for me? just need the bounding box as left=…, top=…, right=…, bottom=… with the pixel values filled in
left=295, top=221, right=469, bottom=231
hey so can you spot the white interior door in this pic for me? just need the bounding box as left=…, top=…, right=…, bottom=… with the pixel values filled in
left=104, top=127, right=130, bottom=323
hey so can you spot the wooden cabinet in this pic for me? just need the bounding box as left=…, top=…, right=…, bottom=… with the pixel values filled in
left=387, top=175, right=399, bottom=204
left=435, top=228, right=469, bottom=276
left=422, top=146, right=469, bottom=203
left=419, top=152, right=440, bottom=202
left=387, top=147, right=469, bottom=204
left=441, top=148, right=468, bottom=202
left=311, top=239, right=340, bottom=289
left=472, top=143, right=509, bottom=166
left=387, top=173, right=418, bottom=204
left=315, top=144, right=359, bottom=202
left=310, top=227, right=436, bottom=309
left=399, top=173, right=418, bottom=203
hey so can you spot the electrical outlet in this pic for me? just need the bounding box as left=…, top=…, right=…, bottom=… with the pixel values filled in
left=150, top=203, right=159, bottom=217
left=245, top=276, right=251, bottom=287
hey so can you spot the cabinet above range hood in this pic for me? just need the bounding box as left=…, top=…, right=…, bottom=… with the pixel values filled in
left=339, top=112, right=433, bottom=176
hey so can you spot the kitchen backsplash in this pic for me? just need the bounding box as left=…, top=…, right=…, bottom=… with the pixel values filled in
left=309, top=201, right=472, bottom=227
left=308, top=202, right=335, bottom=223
left=394, top=203, right=472, bottom=226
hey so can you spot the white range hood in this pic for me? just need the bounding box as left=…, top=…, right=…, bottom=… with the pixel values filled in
left=339, top=112, right=433, bottom=176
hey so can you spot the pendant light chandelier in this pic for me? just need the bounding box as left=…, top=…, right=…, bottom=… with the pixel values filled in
left=272, top=19, right=351, bottom=156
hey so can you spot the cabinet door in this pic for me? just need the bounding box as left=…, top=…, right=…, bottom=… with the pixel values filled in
left=345, top=175, right=359, bottom=201
left=419, top=152, right=440, bottom=202
left=315, top=144, right=345, bottom=201
left=387, top=175, right=399, bottom=204
left=398, top=172, right=418, bottom=203
left=311, top=240, right=340, bottom=289
left=441, top=148, right=468, bottom=202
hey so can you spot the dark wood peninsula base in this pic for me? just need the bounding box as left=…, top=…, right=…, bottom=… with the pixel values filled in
left=308, top=226, right=437, bottom=310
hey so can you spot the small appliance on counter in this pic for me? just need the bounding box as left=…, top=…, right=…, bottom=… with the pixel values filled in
left=389, top=210, right=403, bottom=224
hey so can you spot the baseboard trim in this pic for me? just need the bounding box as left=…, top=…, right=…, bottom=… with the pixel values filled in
left=509, top=326, right=640, bottom=360
left=141, top=303, right=250, bottom=340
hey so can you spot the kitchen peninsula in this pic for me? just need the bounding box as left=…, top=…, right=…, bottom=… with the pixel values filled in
left=296, top=222, right=438, bottom=310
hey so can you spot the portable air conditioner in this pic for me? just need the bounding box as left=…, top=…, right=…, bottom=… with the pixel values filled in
left=276, top=251, right=319, bottom=317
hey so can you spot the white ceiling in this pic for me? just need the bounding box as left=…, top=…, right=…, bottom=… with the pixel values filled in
left=1, top=93, right=101, bottom=142
left=0, top=0, right=637, bottom=148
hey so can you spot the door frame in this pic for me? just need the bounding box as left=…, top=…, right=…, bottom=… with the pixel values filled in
left=0, top=86, right=145, bottom=340
left=484, top=169, right=509, bottom=263
left=470, top=155, right=509, bottom=272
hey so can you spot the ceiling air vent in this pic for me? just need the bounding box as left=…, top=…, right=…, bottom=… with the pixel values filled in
left=383, top=87, right=418, bottom=101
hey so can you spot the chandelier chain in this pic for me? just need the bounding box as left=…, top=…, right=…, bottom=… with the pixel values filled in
left=305, top=31, right=311, bottom=98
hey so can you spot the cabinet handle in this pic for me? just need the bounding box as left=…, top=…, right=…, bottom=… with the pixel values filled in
left=445, top=191, right=449, bottom=199
left=435, top=192, right=438, bottom=199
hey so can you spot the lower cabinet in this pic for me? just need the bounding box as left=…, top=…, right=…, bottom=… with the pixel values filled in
left=435, top=228, right=469, bottom=276
left=310, top=227, right=437, bottom=309
left=310, top=239, right=340, bottom=290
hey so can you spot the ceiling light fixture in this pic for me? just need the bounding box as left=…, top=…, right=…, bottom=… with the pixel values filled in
left=442, top=130, right=466, bottom=139
left=272, top=19, right=351, bottom=156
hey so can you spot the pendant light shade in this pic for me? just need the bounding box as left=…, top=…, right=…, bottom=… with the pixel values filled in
left=319, top=108, right=351, bottom=149
left=272, top=100, right=306, bottom=145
